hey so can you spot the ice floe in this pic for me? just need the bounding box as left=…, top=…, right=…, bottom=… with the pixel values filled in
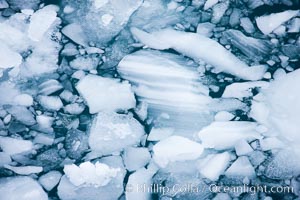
left=88, top=112, right=145, bottom=156
left=131, top=28, right=267, bottom=80
left=76, top=74, right=136, bottom=114
left=153, top=136, right=204, bottom=168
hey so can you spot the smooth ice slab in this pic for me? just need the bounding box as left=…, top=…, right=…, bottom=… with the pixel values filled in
left=0, top=136, right=33, bottom=155
left=131, top=28, right=267, bottom=80
left=198, top=121, right=262, bottom=150
left=0, top=176, right=48, bottom=200
left=88, top=112, right=145, bottom=155
left=256, top=10, right=299, bottom=35
left=76, top=74, right=136, bottom=114
left=118, top=50, right=214, bottom=136
left=199, top=152, right=231, bottom=181
left=153, top=136, right=204, bottom=168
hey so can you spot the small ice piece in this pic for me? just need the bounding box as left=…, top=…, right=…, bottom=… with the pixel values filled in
left=38, top=79, right=63, bottom=96
left=196, top=22, right=215, bottom=37
left=211, top=1, right=229, bottom=24
left=36, top=115, right=54, bottom=129
left=0, top=152, right=11, bottom=167
left=125, top=167, right=157, bottom=200
left=0, top=43, right=22, bottom=69
left=225, top=156, right=256, bottom=178
left=260, top=137, right=285, bottom=151
left=199, top=152, right=231, bottom=181
left=198, top=121, right=262, bottom=150
left=222, top=81, right=269, bottom=99
left=13, top=94, right=33, bottom=107
left=88, top=112, right=145, bottom=155
left=153, top=136, right=204, bottom=168
left=229, top=8, right=242, bottom=27
left=131, top=28, right=267, bottom=80
left=62, top=23, right=88, bottom=46
left=240, top=17, right=255, bottom=33
left=122, top=147, right=151, bottom=171
left=34, top=133, right=54, bottom=145
left=0, top=176, right=48, bottom=200
left=39, top=171, right=62, bottom=191
left=256, top=10, right=299, bottom=35
left=63, top=161, right=120, bottom=187
left=5, top=105, right=36, bottom=126
left=76, top=74, right=135, bottom=114
left=204, top=0, right=219, bottom=10
left=234, top=140, right=253, bottom=156
left=147, top=128, right=174, bottom=141
left=101, top=14, right=114, bottom=26
left=214, top=111, right=234, bottom=121
left=28, top=5, right=58, bottom=41
left=37, top=95, right=63, bottom=111
left=0, top=136, right=33, bottom=155
left=93, top=0, right=109, bottom=8
left=69, top=56, right=100, bottom=71
left=64, top=103, right=85, bottom=115
left=4, top=165, right=43, bottom=175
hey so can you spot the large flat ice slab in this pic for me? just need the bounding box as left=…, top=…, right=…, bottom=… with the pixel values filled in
left=131, top=28, right=267, bottom=80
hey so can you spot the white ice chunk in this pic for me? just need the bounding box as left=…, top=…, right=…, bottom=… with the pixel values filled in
left=147, top=128, right=174, bottom=141
left=211, top=1, right=229, bottom=24
left=13, top=94, right=33, bottom=107
left=63, top=161, right=120, bottom=187
left=58, top=156, right=125, bottom=200
left=0, top=136, right=33, bottom=155
left=131, top=28, right=267, bottom=80
left=214, top=111, right=234, bottom=121
left=39, top=171, right=62, bottom=191
left=4, top=165, right=43, bottom=175
left=0, top=43, right=22, bottom=69
left=198, top=121, right=262, bottom=150
left=199, top=152, right=231, bottom=181
left=122, top=147, right=151, bottom=171
left=62, top=23, right=88, bottom=46
left=0, top=176, right=48, bottom=200
left=153, top=136, right=204, bottom=168
left=234, top=140, right=253, bottom=156
left=222, top=81, right=269, bottom=99
left=37, top=95, right=63, bottom=111
left=28, top=6, right=58, bottom=41
left=253, top=69, right=300, bottom=148
left=225, top=156, right=256, bottom=178
left=256, top=10, right=299, bottom=35
left=76, top=74, right=135, bottom=114
left=88, top=112, right=145, bottom=155
left=204, top=0, right=219, bottom=10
